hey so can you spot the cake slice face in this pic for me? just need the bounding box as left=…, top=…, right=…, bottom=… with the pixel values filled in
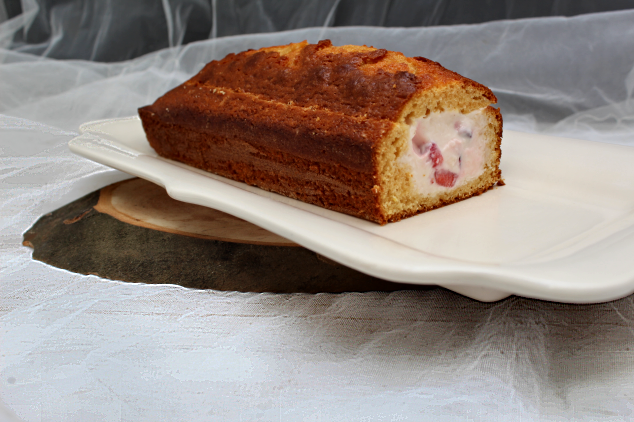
left=407, top=109, right=491, bottom=190
left=379, top=105, right=502, bottom=222
left=139, top=40, right=502, bottom=225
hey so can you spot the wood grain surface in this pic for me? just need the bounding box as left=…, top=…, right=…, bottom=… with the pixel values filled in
left=23, top=178, right=427, bottom=293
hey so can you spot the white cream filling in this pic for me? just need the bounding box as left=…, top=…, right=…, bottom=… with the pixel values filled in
left=400, top=108, right=489, bottom=194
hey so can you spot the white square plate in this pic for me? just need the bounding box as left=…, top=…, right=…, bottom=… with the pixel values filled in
left=69, top=116, right=634, bottom=303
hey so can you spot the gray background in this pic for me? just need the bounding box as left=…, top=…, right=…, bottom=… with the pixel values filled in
left=2, top=0, right=634, bottom=61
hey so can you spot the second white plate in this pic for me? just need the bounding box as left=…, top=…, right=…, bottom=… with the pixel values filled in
left=69, top=116, right=634, bottom=303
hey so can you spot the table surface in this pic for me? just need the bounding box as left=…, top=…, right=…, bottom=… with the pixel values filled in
left=2, top=10, right=634, bottom=422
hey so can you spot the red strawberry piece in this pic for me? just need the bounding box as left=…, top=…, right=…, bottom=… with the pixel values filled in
left=428, top=143, right=443, bottom=167
left=434, top=169, right=458, bottom=187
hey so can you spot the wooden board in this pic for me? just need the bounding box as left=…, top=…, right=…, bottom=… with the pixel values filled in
left=23, top=178, right=427, bottom=293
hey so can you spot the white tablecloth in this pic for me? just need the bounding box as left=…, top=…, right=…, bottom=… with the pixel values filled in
left=2, top=10, right=634, bottom=421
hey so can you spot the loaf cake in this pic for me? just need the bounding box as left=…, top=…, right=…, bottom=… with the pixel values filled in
left=139, top=40, right=502, bottom=225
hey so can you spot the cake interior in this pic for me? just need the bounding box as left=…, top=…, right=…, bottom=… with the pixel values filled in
left=376, top=86, right=502, bottom=222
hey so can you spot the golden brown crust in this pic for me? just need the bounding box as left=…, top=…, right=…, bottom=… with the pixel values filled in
left=386, top=107, right=503, bottom=223
left=140, top=109, right=384, bottom=222
left=139, top=40, right=501, bottom=225
left=140, top=85, right=392, bottom=173
left=183, top=40, right=495, bottom=120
